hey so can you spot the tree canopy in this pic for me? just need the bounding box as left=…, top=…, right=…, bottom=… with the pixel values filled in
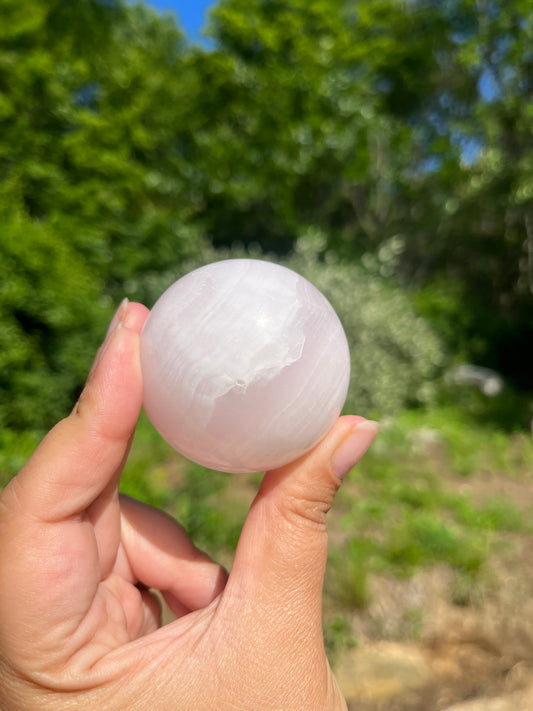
left=1, top=0, right=531, bottom=433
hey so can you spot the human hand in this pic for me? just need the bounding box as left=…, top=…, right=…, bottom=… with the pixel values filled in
left=0, top=300, right=378, bottom=711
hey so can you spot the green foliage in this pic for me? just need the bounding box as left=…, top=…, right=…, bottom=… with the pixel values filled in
left=285, top=236, right=445, bottom=416
left=452, top=497, right=526, bottom=534
left=1, top=0, right=531, bottom=436
left=0, top=183, right=105, bottom=430
left=0, top=0, right=208, bottom=431
left=0, top=428, right=41, bottom=489
left=327, top=540, right=371, bottom=609
left=118, top=412, right=177, bottom=509
left=397, top=407, right=533, bottom=476
left=385, top=512, right=485, bottom=574
left=323, top=615, right=358, bottom=663
left=202, top=0, right=533, bottom=386
left=325, top=406, right=533, bottom=609
left=201, top=0, right=457, bottom=256
left=170, top=463, right=244, bottom=554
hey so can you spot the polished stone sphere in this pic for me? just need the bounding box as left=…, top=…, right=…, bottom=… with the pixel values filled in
left=140, top=259, right=350, bottom=473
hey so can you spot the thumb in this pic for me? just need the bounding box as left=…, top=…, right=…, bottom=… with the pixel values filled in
left=226, top=417, right=378, bottom=622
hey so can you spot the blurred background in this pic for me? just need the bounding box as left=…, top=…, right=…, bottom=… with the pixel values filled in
left=1, top=1, right=532, bottom=708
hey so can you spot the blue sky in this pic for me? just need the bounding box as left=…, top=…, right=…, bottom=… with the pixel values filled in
left=145, top=1, right=214, bottom=41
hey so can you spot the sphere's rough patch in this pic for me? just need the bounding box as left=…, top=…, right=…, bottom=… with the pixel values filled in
left=140, top=259, right=351, bottom=473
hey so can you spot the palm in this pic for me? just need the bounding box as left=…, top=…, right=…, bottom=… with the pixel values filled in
left=47, top=491, right=154, bottom=666
left=1, top=473, right=225, bottom=689
left=0, top=305, right=224, bottom=687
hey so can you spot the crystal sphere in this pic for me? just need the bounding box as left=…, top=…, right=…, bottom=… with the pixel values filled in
left=140, top=259, right=351, bottom=473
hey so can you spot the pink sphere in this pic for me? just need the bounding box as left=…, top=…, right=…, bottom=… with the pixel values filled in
left=140, top=259, right=350, bottom=473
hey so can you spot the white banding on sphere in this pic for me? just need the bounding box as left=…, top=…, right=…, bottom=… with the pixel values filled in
left=140, top=259, right=351, bottom=473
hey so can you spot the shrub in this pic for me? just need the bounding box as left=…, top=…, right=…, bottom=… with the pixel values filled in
left=137, top=235, right=446, bottom=419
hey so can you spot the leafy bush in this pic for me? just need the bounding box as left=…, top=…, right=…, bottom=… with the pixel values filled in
left=0, top=186, right=106, bottom=431
left=137, top=236, right=446, bottom=419
left=285, top=235, right=445, bottom=417
left=0, top=0, right=207, bottom=434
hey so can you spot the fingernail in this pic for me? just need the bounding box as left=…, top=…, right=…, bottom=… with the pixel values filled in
left=106, top=298, right=129, bottom=340
left=333, top=420, right=380, bottom=480
left=98, top=298, right=128, bottom=364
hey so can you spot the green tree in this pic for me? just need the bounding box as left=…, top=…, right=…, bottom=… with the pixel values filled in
left=2, top=0, right=531, bottom=437
left=0, top=0, right=207, bottom=430
left=0, top=181, right=103, bottom=430
left=197, top=0, right=532, bottom=385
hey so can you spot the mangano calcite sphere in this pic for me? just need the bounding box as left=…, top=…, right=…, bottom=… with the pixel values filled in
left=140, top=259, right=351, bottom=473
